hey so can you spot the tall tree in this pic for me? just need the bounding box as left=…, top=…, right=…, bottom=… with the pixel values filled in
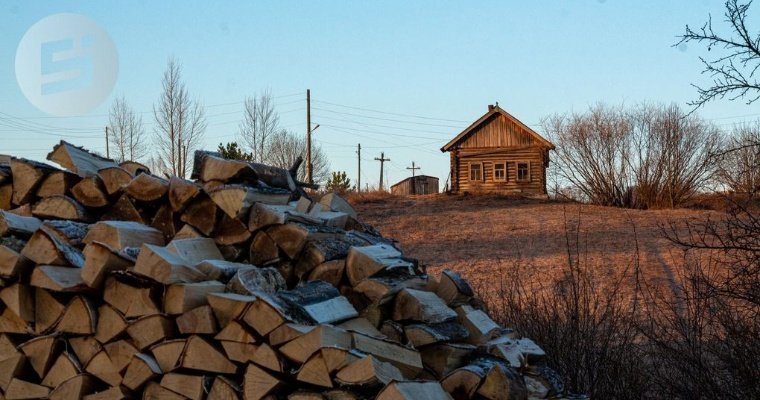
left=153, top=58, right=206, bottom=178
left=240, top=91, right=279, bottom=162
left=217, top=142, right=254, bottom=161
left=718, top=122, right=760, bottom=195
left=266, top=129, right=330, bottom=184
left=107, top=96, right=146, bottom=162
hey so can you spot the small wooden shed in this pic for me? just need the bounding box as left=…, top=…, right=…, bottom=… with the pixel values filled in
left=390, top=175, right=439, bottom=196
left=441, top=104, right=555, bottom=195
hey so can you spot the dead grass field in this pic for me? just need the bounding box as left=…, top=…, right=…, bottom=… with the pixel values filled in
left=351, top=193, right=719, bottom=302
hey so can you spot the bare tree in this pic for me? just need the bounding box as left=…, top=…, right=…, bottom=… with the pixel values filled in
left=266, top=129, right=330, bottom=184
left=153, top=58, right=206, bottom=178
left=240, top=91, right=279, bottom=162
left=107, top=96, right=146, bottom=162
left=717, top=121, right=760, bottom=195
left=677, top=1, right=760, bottom=108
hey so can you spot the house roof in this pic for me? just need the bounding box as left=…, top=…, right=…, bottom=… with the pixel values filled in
left=440, top=105, right=555, bottom=152
left=390, top=174, right=438, bottom=188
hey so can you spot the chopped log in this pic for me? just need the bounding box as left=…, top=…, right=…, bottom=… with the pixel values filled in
left=174, top=223, right=202, bottom=239
left=352, top=332, right=423, bottom=378
left=244, top=363, right=282, bottom=400
left=308, top=259, right=345, bottom=287
left=0, top=184, right=12, bottom=210
left=279, top=325, right=352, bottom=364
left=36, top=170, right=80, bottom=198
left=0, top=307, right=30, bottom=333
left=0, top=210, right=41, bottom=237
left=0, top=283, right=34, bottom=322
left=83, top=386, right=127, bottom=400
left=334, top=355, right=404, bottom=387
left=221, top=340, right=259, bottom=364
left=180, top=194, right=218, bottom=236
left=208, top=184, right=259, bottom=219
left=249, top=203, right=300, bottom=232
left=251, top=342, right=283, bottom=372
left=436, top=269, right=474, bottom=306
left=320, top=193, right=357, bottom=219
left=376, top=381, right=453, bottom=400
left=47, top=140, right=116, bottom=177
left=81, top=242, right=134, bottom=288
left=5, top=378, right=51, bottom=399
left=522, top=366, right=564, bottom=399
left=160, top=373, right=209, bottom=400
left=242, top=294, right=291, bottom=336
left=278, top=281, right=358, bottom=324
left=84, top=220, right=164, bottom=250
left=456, top=306, right=501, bottom=345
left=0, top=241, right=33, bottom=278
left=95, top=304, right=128, bottom=343
left=485, top=337, right=545, bottom=368
left=249, top=231, right=280, bottom=266
left=150, top=204, right=178, bottom=241
left=9, top=204, right=32, bottom=216
left=35, top=288, right=65, bottom=333
left=193, top=151, right=257, bottom=183
left=420, top=343, right=477, bottom=379
left=124, top=173, right=168, bottom=202
left=268, top=323, right=315, bottom=346
left=164, top=280, right=225, bottom=315
left=226, top=266, right=286, bottom=296
left=41, top=351, right=81, bottom=387
left=166, top=237, right=224, bottom=264
left=103, top=339, right=137, bottom=372
left=294, top=235, right=364, bottom=279
left=143, top=382, right=187, bottom=399
left=393, top=288, right=457, bottom=324
left=127, top=314, right=175, bottom=349
left=84, top=351, right=122, bottom=387
left=267, top=223, right=344, bottom=259
left=441, top=357, right=526, bottom=400
left=176, top=305, right=218, bottom=334
left=119, top=160, right=150, bottom=176
left=207, top=292, right=256, bottom=328
left=194, top=259, right=248, bottom=282
left=404, top=321, right=470, bottom=347
left=0, top=353, right=25, bottom=391
left=353, top=275, right=428, bottom=305
left=123, top=353, right=162, bottom=391
left=30, top=265, right=87, bottom=292
left=296, top=352, right=333, bottom=388
left=101, top=194, right=145, bottom=223
left=215, top=213, right=251, bottom=245
left=248, top=162, right=297, bottom=191
left=49, top=374, right=95, bottom=400
left=149, top=339, right=185, bottom=373
left=71, top=176, right=109, bottom=208
left=22, top=227, right=83, bottom=268
left=134, top=243, right=207, bottom=284
left=180, top=335, right=237, bottom=374
left=41, top=219, right=89, bottom=244
left=10, top=157, right=59, bottom=205
left=209, top=376, right=241, bottom=400
left=216, top=320, right=257, bottom=343
left=57, top=296, right=97, bottom=334
left=476, top=363, right=527, bottom=400
left=68, top=336, right=102, bottom=366
left=32, top=195, right=91, bottom=221
left=168, top=176, right=201, bottom=212
left=18, top=334, right=59, bottom=377
left=346, top=244, right=415, bottom=286
left=338, top=317, right=386, bottom=338
left=103, top=277, right=160, bottom=318
left=97, top=166, right=133, bottom=196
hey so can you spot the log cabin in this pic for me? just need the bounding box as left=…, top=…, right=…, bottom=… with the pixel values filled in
left=441, top=104, right=555, bottom=195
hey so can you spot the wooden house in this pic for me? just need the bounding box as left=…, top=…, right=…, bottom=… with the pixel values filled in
left=441, top=104, right=555, bottom=195
left=390, top=175, right=439, bottom=196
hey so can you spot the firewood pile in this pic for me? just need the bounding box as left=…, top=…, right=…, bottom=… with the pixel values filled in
left=0, top=141, right=572, bottom=399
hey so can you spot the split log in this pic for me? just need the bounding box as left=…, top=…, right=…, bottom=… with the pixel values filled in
left=180, top=335, right=237, bottom=374
left=0, top=184, right=12, bottom=210
left=83, top=386, right=127, bottom=400
left=57, top=296, right=97, bottom=334
left=144, top=382, right=186, bottom=399
left=226, top=266, right=286, bottom=296
left=0, top=210, right=41, bottom=237
left=441, top=357, right=527, bottom=400
left=68, top=336, right=101, bottom=367
left=97, top=166, right=133, bottom=196
left=456, top=306, right=501, bottom=345
left=123, top=353, right=162, bottom=391
left=208, top=184, right=259, bottom=219
left=168, top=176, right=201, bottom=212
left=485, top=337, right=545, bottom=368
left=119, top=160, right=150, bottom=176
left=268, top=323, right=315, bottom=346
left=160, top=373, right=210, bottom=400
left=176, top=305, right=218, bottom=334
left=30, top=266, right=87, bottom=292
left=248, top=162, right=297, bottom=191
left=151, top=204, right=178, bottom=241
left=134, top=243, right=207, bottom=284
left=71, top=176, right=109, bottom=208
left=248, top=203, right=322, bottom=233
left=0, top=283, right=34, bottom=322
left=320, top=193, right=357, bottom=219
left=81, top=241, right=135, bottom=288
left=166, top=237, right=224, bottom=264
left=47, top=140, right=116, bottom=177
left=420, top=343, right=477, bottom=379
left=32, top=195, right=91, bottom=221
left=242, top=293, right=292, bottom=336
left=193, top=151, right=257, bottom=183
left=18, top=334, right=59, bottom=377
left=84, top=350, right=122, bottom=387
left=216, top=320, right=257, bottom=344
left=215, top=213, right=251, bottom=245
left=334, top=355, right=404, bottom=387
left=174, top=224, right=202, bottom=239
left=127, top=314, right=175, bottom=349
left=308, top=259, right=345, bottom=287
left=5, top=378, right=51, bottom=399
left=250, top=342, right=283, bottom=372
left=376, top=381, right=454, bottom=400
left=279, top=324, right=352, bottom=364
left=0, top=353, right=26, bottom=392
left=249, top=231, right=280, bottom=266
left=94, top=304, right=128, bottom=343
left=294, top=235, right=364, bottom=279
left=436, top=269, right=474, bottom=306
left=22, top=224, right=85, bottom=267
left=102, top=194, right=145, bottom=223
left=41, top=351, right=80, bottom=387
left=244, top=363, right=282, bottom=400
left=209, top=376, right=241, bottom=400
left=338, top=317, right=386, bottom=339
left=103, top=277, right=160, bottom=318
left=180, top=194, right=218, bottom=236
left=278, top=280, right=358, bottom=324
left=267, top=223, right=344, bottom=259
left=353, top=275, right=428, bottom=305
left=164, top=280, right=225, bottom=315
left=346, top=244, right=415, bottom=286
left=0, top=240, right=34, bottom=278
left=49, top=374, right=95, bottom=400
left=84, top=220, right=164, bottom=250
left=315, top=211, right=349, bottom=229
left=36, top=171, right=79, bottom=198
left=150, top=339, right=186, bottom=373
left=0, top=307, right=30, bottom=333
left=10, top=158, right=59, bottom=205
left=35, top=288, right=65, bottom=334
left=404, top=321, right=470, bottom=347
left=124, top=173, right=168, bottom=202
left=104, top=339, right=139, bottom=373
left=393, top=288, right=457, bottom=324
left=194, top=259, right=248, bottom=282
left=207, top=292, right=257, bottom=329
left=351, top=332, right=424, bottom=378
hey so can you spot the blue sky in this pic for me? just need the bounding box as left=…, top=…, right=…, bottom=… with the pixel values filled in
left=1, top=0, right=757, bottom=188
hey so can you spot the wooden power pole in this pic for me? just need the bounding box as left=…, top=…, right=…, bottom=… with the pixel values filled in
left=306, top=89, right=312, bottom=184
left=406, top=161, right=420, bottom=194
left=356, top=143, right=361, bottom=193
left=105, top=126, right=109, bottom=158
left=374, top=152, right=390, bottom=191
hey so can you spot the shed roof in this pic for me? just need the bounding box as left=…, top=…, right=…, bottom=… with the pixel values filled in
left=441, top=105, right=555, bottom=152
left=390, top=174, right=439, bottom=188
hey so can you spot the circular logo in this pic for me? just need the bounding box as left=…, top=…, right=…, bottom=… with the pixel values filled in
left=15, top=13, right=119, bottom=116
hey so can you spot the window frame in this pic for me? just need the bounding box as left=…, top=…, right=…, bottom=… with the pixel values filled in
left=469, top=162, right=483, bottom=182
left=516, top=161, right=531, bottom=182
left=493, top=161, right=507, bottom=182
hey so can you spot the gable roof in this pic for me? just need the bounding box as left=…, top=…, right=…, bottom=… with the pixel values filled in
left=441, top=105, right=555, bottom=152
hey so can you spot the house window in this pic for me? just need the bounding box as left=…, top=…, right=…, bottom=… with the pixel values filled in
left=469, top=163, right=482, bottom=181
left=517, top=162, right=530, bottom=182
left=494, top=162, right=506, bottom=181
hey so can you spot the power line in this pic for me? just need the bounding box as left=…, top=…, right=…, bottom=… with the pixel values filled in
left=312, top=99, right=470, bottom=123
left=314, top=115, right=456, bottom=136
left=311, top=106, right=465, bottom=128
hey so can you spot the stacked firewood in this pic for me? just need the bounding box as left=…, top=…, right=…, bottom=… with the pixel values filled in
left=0, top=141, right=570, bottom=399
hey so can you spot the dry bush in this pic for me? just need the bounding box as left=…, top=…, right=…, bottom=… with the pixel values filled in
left=344, top=189, right=399, bottom=205
left=716, top=122, right=760, bottom=197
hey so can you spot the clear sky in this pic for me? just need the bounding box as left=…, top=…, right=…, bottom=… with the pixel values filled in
left=1, top=0, right=757, bottom=189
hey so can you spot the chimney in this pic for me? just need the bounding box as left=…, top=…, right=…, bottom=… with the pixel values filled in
left=488, top=104, right=494, bottom=111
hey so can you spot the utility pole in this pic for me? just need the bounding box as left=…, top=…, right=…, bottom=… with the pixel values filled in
left=306, top=89, right=312, bottom=184
left=356, top=144, right=361, bottom=193
left=374, top=152, right=390, bottom=191
left=105, top=126, right=109, bottom=158
left=406, top=161, right=420, bottom=194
